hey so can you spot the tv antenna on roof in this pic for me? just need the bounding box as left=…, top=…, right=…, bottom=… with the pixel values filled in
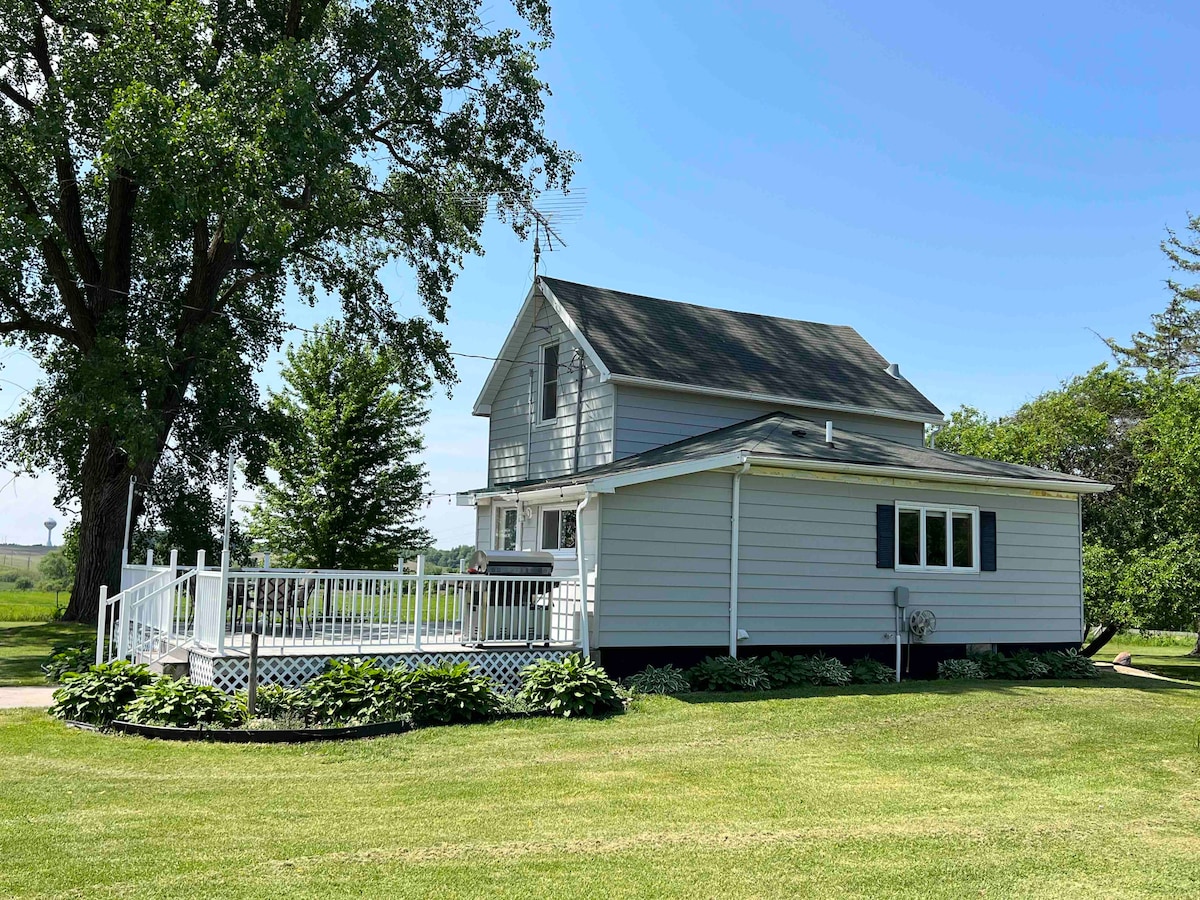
left=518, top=189, right=585, bottom=279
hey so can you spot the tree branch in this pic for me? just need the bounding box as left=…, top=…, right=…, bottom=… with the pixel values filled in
left=33, top=0, right=109, bottom=36
left=0, top=82, right=36, bottom=113
left=318, top=59, right=381, bottom=115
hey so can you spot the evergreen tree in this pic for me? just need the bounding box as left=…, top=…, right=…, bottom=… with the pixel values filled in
left=248, top=324, right=431, bottom=569
left=1107, top=214, right=1200, bottom=374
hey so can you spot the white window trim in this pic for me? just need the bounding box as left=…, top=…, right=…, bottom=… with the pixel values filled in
left=538, top=503, right=578, bottom=556
left=535, top=340, right=560, bottom=428
left=492, top=504, right=518, bottom=551
left=895, top=502, right=980, bottom=574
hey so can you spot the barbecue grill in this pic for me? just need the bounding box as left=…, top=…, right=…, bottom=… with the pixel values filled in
left=461, top=550, right=558, bottom=645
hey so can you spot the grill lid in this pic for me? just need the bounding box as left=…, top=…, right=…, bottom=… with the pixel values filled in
left=467, top=549, right=556, bottom=576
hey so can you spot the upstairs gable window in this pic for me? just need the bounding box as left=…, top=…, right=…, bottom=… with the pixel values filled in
left=540, top=343, right=559, bottom=422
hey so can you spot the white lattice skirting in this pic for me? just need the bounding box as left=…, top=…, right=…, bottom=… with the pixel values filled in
left=187, top=648, right=570, bottom=693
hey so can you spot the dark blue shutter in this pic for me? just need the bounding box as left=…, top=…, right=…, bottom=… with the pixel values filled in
left=876, top=504, right=895, bottom=568
left=980, top=511, right=997, bottom=571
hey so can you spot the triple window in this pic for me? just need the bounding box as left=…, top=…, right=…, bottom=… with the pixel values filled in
left=896, top=504, right=978, bottom=572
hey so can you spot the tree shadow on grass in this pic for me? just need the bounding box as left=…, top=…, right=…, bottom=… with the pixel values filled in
left=0, top=621, right=94, bottom=686
left=672, top=671, right=1200, bottom=705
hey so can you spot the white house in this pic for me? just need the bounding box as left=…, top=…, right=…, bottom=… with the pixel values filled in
left=458, top=277, right=1111, bottom=677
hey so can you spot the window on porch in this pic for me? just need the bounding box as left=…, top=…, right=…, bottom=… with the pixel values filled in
left=540, top=507, right=576, bottom=551
left=493, top=506, right=518, bottom=551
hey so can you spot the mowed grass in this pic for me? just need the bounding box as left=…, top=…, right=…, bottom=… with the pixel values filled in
left=2, top=676, right=1199, bottom=899
left=0, top=589, right=62, bottom=621
left=0, top=622, right=93, bottom=686
left=1104, top=633, right=1200, bottom=683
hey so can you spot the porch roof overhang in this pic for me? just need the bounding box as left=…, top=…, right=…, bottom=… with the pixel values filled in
left=457, top=449, right=1112, bottom=508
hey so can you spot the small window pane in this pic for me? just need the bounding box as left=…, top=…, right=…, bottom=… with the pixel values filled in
left=541, top=510, right=560, bottom=549
left=561, top=510, right=577, bottom=549
left=541, top=344, right=559, bottom=421
left=496, top=508, right=517, bottom=551
left=898, top=509, right=920, bottom=566
left=925, top=511, right=947, bottom=567
left=952, top=512, right=973, bottom=568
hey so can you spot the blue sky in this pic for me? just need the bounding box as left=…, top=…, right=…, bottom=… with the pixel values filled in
left=2, top=0, right=1198, bottom=548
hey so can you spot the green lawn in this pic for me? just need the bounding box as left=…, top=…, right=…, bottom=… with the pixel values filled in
left=0, top=621, right=93, bottom=686
left=0, top=589, right=62, bottom=621
left=1103, top=633, right=1200, bottom=683
left=2, top=675, right=1199, bottom=898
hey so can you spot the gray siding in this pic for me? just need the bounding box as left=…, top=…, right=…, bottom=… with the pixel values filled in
left=487, top=298, right=614, bottom=486
left=597, top=472, right=1082, bottom=649
left=613, top=385, right=925, bottom=458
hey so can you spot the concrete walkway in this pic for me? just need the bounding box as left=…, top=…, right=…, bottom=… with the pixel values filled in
left=0, top=686, right=56, bottom=709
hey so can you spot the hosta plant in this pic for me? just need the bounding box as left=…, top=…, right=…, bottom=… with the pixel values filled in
left=124, top=678, right=246, bottom=729
left=755, top=651, right=811, bottom=688
left=625, top=664, right=690, bottom=695
left=301, top=658, right=404, bottom=725
left=518, top=653, right=624, bottom=718
left=42, top=641, right=97, bottom=684
left=1041, top=648, right=1100, bottom=679
left=806, top=654, right=853, bottom=687
left=937, top=658, right=986, bottom=681
left=397, top=662, right=501, bottom=726
left=850, top=657, right=896, bottom=684
left=50, top=661, right=154, bottom=726
left=687, top=656, right=771, bottom=692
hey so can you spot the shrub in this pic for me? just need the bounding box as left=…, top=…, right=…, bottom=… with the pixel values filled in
left=1010, top=650, right=1051, bottom=679
left=850, top=657, right=895, bottom=684
left=0, top=571, right=17, bottom=583
left=253, top=684, right=309, bottom=720
left=625, top=664, right=690, bottom=695
left=805, top=654, right=853, bottom=687
left=13, top=576, right=34, bottom=590
left=301, top=658, right=403, bottom=725
left=971, top=651, right=1026, bottom=680
left=398, top=662, right=501, bottom=726
left=1041, top=648, right=1100, bottom=679
left=755, top=651, right=811, bottom=688
left=124, top=678, right=246, bottom=728
left=518, top=653, right=624, bottom=718
left=42, top=641, right=95, bottom=683
left=50, top=661, right=154, bottom=726
left=687, top=656, right=771, bottom=692
left=937, top=658, right=986, bottom=680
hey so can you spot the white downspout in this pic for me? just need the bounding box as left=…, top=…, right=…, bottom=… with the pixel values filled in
left=729, top=459, right=750, bottom=657
left=575, top=492, right=592, bottom=658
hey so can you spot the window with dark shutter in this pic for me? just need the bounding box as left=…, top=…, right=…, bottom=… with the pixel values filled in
left=980, top=511, right=997, bottom=571
left=876, top=504, right=895, bottom=568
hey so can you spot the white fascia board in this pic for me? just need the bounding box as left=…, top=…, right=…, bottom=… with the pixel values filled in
left=745, top=455, right=1113, bottom=495
left=606, top=373, right=945, bottom=425
left=589, top=451, right=748, bottom=493
left=455, top=492, right=477, bottom=507
left=536, top=278, right=612, bottom=382
left=471, top=283, right=539, bottom=416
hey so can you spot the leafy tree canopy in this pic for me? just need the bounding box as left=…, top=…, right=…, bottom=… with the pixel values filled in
left=0, top=0, right=573, bottom=619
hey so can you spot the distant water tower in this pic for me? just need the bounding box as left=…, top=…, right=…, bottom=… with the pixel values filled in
left=44, top=518, right=56, bottom=548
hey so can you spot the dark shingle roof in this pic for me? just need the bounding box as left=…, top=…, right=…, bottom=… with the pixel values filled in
left=482, top=412, right=1105, bottom=493
left=540, top=277, right=944, bottom=420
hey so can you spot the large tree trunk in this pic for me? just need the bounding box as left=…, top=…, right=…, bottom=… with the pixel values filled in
left=1189, top=620, right=1200, bottom=658
left=64, top=431, right=145, bottom=624
left=1081, top=622, right=1120, bottom=657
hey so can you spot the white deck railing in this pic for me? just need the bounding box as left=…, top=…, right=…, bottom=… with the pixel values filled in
left=100, top=553, right=583, bottom=665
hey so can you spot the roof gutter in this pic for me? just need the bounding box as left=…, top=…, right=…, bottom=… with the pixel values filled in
left=744, top=455, right=1114, bottom=495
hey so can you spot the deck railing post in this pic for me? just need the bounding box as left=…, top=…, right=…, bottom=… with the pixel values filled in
left=413, top=555, right=425, bottom=650
left=95, top=585, right=108, bottom=665
left=168, top=548, right=179, bottom=639
left=217, top=549, right=230, bottom=654
left=115, top=583, right=128, bottom=662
